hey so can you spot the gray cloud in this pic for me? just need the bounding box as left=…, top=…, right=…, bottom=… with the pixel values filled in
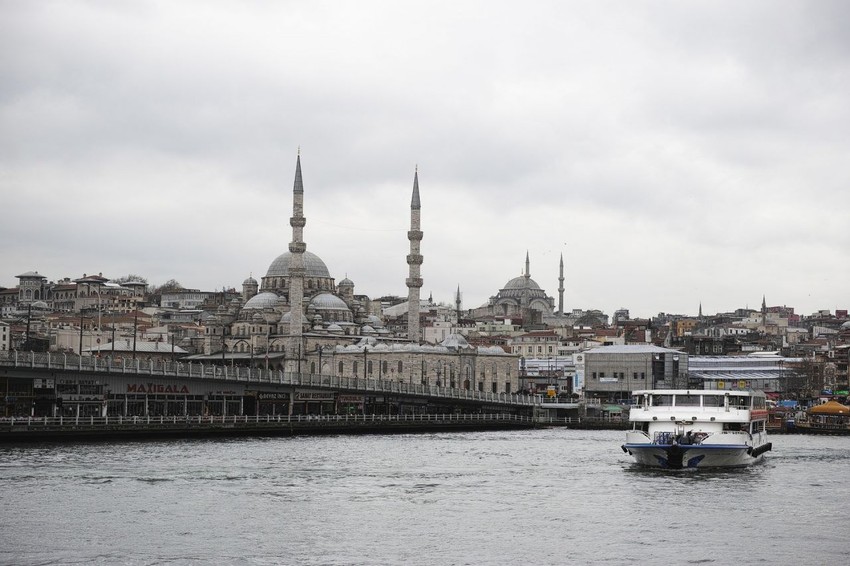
left=2, top=1, right=848, bottom=318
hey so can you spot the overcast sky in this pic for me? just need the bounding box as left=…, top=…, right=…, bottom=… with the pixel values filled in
left=2, top=1, right=848, bottom=319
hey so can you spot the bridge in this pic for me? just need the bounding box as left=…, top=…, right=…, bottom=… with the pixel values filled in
left=0, top=351, right=542, bottom=426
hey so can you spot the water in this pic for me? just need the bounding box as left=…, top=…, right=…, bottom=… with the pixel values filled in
left=1, top=429, right=848, bottom=565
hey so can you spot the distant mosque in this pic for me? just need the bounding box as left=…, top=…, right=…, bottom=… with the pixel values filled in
left=198, top=153, right=519, bottom=394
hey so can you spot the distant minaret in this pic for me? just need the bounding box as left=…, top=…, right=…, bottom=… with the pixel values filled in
left=406, top=167, right=423, bottom=342
left=698, top=302, right=703, bottom=319
left=761, top=295, right=767, bottom=328
left=525, top=251, right=531, bottom=281
left=455, top=285, right=462, bottom=321
left=558, top=253, right=565, bottom=315
left=287, top=151, right=307, bottom=364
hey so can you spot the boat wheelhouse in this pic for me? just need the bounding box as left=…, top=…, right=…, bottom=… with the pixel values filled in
left=621, top=389, right=772, bottom=469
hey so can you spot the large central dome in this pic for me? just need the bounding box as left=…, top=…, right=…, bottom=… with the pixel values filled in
left=265, top=250, right=331, bottom=279
left=503, top=275, right=541, bottom=290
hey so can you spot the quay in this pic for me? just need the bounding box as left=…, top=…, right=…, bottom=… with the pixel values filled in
left=0, top=413, right=537, bottom=442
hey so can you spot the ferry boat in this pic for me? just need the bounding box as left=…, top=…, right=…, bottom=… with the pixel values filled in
left=621, top=389, right=772, bottom=469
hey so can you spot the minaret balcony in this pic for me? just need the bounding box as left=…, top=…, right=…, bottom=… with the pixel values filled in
left=406, top=277, right=423, bottom=288
left=406, top=254, right=424, bottom=265
left=288, top=242, right=307, bottom=253
left=407, top=230, right=423, bottom=241
left=290, top=217, right=306, bottom=228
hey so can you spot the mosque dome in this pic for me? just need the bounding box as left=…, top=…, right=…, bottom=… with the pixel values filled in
left=243, top=292, right=279, bottom=310
left=265, top=251, right=331, bottom=279
left=243, top=275, right=258, bottom=286
left=339, top=277, right=354, bottom=287
left=503, top=275, right=541, bottom=291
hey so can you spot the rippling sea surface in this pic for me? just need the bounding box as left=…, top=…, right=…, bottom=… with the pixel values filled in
left=1, top=429, right=848, bottom=565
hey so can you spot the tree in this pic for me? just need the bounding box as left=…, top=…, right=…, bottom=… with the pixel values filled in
left=113, top=274, right=148, bottom=285
left=151, top=279, right=184, bottom=295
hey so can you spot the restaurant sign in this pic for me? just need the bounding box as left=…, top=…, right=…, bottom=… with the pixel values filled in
left=295, top=390, right=335, bottom=402
left=257, top=392, right=290, bottom=401
left=127, top=383, right=190, bottom=394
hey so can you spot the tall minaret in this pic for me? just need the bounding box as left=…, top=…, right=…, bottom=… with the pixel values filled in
left=287, top=151, right=307, bottom=363
left=406, top=167, right=423, bottom=342
left=558, top=253, right=565, bottom=316
left=455, top=285, right=462, bottom=322
left=524, top=251, right=531, bottom=281
left=761, top=295, right=767, bottom=329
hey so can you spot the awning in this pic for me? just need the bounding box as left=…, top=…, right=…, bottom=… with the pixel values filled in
left=602, top=404, right=623, bottom=413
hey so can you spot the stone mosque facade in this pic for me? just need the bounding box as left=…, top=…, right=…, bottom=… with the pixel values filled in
left=201, top=154, right=521, bottom=396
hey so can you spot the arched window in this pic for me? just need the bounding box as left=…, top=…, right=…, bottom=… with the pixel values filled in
left=310, top=362, right=315, bottom=373
left=398, top=361, right=403, bottom=373
left=338, top=361, right=344, bottom=374
left=353, top=361, right=359, bottom=374
left=382, top=361, right=388, bottom=374
left=367, top=361, right=373, bottom=375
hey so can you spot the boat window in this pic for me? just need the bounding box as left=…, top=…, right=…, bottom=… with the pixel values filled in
left=731, top=396, right=750, bottom=409
left=753, top=397, right=766, bottom=409
left=651, top=395, right=673, bottom=406
left=675, top=395, right=700, bottom=406
left=702, top=396, right=724, bottom=407
left=632, top=395, right=644, bottom=408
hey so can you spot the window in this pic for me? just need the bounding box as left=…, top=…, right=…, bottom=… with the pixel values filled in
left=633, top=372, right=638, bottom=380
left=367, top=361, right=373, bottom=375
left=651, top=395, right=673, bottom=406
left=398, top=361, right=403, bottom=373
left=675, top=395, right=700, bottom=406
left=338, top=361, right=344, bottom=374
left=592, top=372, right=597, bottom=380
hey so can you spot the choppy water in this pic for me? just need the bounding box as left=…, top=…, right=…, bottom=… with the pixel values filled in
left=1, top=429, right=848, bottom=565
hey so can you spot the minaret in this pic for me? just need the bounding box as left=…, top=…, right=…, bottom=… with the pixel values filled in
left=558, top=253, right=565, bottom=316
left=455, top=285, right=462, bottom=322
left=287, top=151, right=307, bottom=365
left=406, top=167, right=423, bottom=342
left=524, top=251, right=531, bottom=281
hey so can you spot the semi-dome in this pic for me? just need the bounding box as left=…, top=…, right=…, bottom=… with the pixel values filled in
left=243, top=292, right=279, bottom=310
left=309, top=292, right=350, bottom=310
left=265, top=250, right=331, bottom=279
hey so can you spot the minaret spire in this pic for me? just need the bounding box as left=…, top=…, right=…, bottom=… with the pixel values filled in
left=406, top=167, right=424, bottom=342
left=525, top=251, right=530, bottom=279
left=558, top=253, right=565, bottom=316
left=287, top=151, right=307, bottom=368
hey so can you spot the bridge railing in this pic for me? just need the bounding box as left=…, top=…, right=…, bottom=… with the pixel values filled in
left=0, top=351, right=541, bottom=407
left=0, top=412, right=536, bottom=428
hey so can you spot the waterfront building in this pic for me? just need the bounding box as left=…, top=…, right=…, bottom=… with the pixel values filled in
left=576, top=345, right=689, bottom=402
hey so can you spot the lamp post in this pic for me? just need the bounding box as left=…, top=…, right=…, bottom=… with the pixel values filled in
left=132, top=310, right=138, bottom=361
left=78, top=312, right=84, bottom=355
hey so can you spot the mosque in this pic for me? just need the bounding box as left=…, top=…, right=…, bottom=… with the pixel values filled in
left=197, top=154, right=521, bottom=398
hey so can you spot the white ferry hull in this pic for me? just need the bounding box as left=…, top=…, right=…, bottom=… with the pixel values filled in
left=622, top=443, right=769, bottom=469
